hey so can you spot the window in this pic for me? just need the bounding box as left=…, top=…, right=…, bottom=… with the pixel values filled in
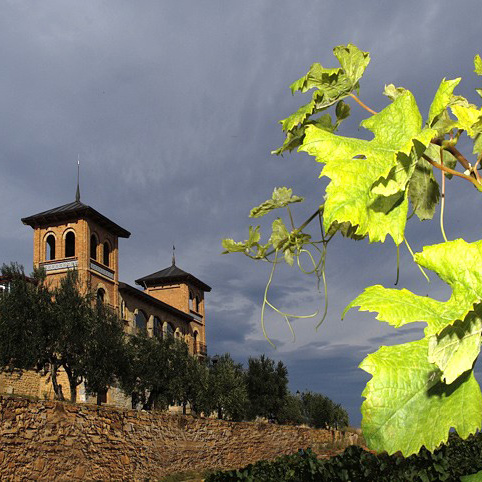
left=163, top=322, right=174, bottom=338
left=195, top=296, right=200, bottom=312
left=97, top=288, right=105, bottom=305
left=65, top=231, right=75, bottom=258
left=120, top=299, right=126, bottom=320
left=153, top=316, right=162, bottom=338
left=135, top=310, right=147, bottom=333
left=189, top=291, right=194, bottom=310
left=193, top=331, right=199, bottom=353
left=46, top=234, right=56, bottom=261
left=90, top=234, right=98, bottom=260
left=103, top=242, right=110, bottom=267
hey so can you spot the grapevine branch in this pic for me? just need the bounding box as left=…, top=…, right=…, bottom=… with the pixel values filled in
left=349, top=93, right=482, bottom=190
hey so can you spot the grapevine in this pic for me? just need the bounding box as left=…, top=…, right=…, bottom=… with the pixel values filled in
left=223, top=44, right=482, bottom=459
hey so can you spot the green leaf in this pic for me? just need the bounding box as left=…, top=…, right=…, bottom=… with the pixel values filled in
left=474, top=54, right=482, bottom=76
left=345, top=239, right=482, bottom=335
left=408, top=155, right=440, bottom=221
left=301, top=91, right=426, bottom=244
left=249, top=187, right=304, bottom=218
left=428, top=304, right=482, bottom=384
left=451, top=104, right=482, bottom=136
left=360, top=338, right=482, bottom=456
left=272, top=115, right=336, bottom=155
left=461, top=470, right=482, bottom=481
left=333, top=44, right=370, bottom=85
left=335, top=100, right=350, bottom=127
left=279, top=45, right=369, bottom=134
left=383, top=84, right=406, bottom=101
left=371, top=130, right=436, bottom=197
left=428, top=78, right=461, bottom=126
left=222, top=238, right=247, bottom=254
left=269, top=218, right=289, bottom=250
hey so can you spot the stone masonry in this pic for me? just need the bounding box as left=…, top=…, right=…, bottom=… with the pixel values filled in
left=0, top=396, right=360, bottom=480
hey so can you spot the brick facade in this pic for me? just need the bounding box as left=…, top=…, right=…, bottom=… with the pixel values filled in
left=1, top=196, right=210, bottom=404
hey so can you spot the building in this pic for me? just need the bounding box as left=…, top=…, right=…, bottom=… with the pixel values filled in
left=0, top=188, right=210, bottom=404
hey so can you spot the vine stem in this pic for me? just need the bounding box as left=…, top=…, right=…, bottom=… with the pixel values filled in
left=422, top=154, right=482, bottom=189
left=440, top=147, right=448, bottom=243
left=404, top=238, right=430, bottom=283
left=349, top=93, right=378, bottom=115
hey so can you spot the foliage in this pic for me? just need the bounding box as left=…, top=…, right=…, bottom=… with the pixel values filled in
left=222, top=44, right=482, bottom=456
left=0, top=263, right=51, bottom=371
left=300, top=391, right=349, bottom=430
left=0, top=265, right=126, bottom=403
left=245, top=354, right=288, bottom=421
left=82, top=303, right=127, bottom=402
left=118, top=333, right=191, bottom=410
left=276, top=392, right=306, bottom=426
left=206, top=433, right=482, bottom=481
left=206, top=354, right=248, bottom=421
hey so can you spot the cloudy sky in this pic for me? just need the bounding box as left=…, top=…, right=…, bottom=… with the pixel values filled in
left=1, top=1, right=482, bottom=426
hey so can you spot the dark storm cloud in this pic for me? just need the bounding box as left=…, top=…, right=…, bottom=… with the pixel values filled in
left=2, top=0, right=482, bottom=426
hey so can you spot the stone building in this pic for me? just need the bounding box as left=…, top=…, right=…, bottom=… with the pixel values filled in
left=0, top=188, right=210, bottom=404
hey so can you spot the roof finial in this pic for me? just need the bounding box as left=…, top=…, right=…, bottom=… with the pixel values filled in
left=172, top=245, right=176, bottom=266
left=75, top=155, right=80, bottom=202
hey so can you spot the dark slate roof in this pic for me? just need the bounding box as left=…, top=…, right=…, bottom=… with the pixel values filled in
left=135, top=264, right=211, bottom=292
left=118, top=282, right=193, bottom=321
left=21, top=201, right=131, bottom=238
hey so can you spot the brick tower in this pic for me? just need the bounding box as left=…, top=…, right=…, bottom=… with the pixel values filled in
left=21, top=185, right=130, bottom=308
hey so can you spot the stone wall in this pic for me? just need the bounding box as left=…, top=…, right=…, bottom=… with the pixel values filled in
left=0, top=396, right=360, bottom=480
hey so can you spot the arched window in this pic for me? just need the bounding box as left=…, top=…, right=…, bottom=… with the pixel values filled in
left=103, top=241, right=110, bottom=267
left=45, top=234, right=56, bottom=261
left=153, top=316, right=162, bottom=338
left=193, top=331, right=199, bottom=353
left=97, top=288, right=105, bottom=305
left=90, top=234, right=98, bottom=260
left=65, top=231, right=75, bottom=258
left=195, top=296, right=200, bottom=312
left=163, top=322, right=174, bottom=338
left=135, top=310, right=147, bottom=333
left=189, top=291, right=194, bottom=310
left=120, top=299, right=126, bottom=320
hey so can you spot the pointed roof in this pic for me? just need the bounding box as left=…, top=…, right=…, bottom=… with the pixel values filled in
left=21, top=200, right=131, bottom=238
left=135, top=263, right=211, bottom=292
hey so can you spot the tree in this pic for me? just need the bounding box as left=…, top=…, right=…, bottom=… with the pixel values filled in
left=223, top=44, right=482, bottom=458
left=118, top=333, right=190, bottom=410
left=82, top=303, right=127, bottom=405
left=207, top=354, right=248, bottom=421
left=301, top=391, right=349, bottom=430
left=277, top=392, right=305, bottom=426
left=0, top=265, right=127, bottom=403
left=245, top=354, right=288, bottom=421
left=173, top=353, right=210, bottom=416
left=0, top=263, right=51, bottom=372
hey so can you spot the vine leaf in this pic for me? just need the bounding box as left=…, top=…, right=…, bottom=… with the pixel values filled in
left=451, top=104, right=482, bottom=137
left=474, top=54, right=482, bottom=76
left=345, top=239, right=482, bottom=383
left=428, top=304, right=482, bottom=384
left=383, top=84, right=406, bottom=101
left=408, top=155, right=440, bottom=221
left=427, top=77, right=461, bottom=127
left=360, top=338, right=482, bottom=456
left=345, top=239, right=482, bottom=334
left=274, top=44, right=369, bottom=155
left=301, top=91, right=431, bottom=244
left=249, top=187, right=304, bottom=218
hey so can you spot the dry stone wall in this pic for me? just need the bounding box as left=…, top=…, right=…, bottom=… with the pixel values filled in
left=0, top=396, right=360, bottom=480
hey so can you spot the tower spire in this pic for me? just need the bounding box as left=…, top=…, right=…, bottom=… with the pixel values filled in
left=172, top=245, right=176, bottom=266
left=75, top=156, right=80, bottom=202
